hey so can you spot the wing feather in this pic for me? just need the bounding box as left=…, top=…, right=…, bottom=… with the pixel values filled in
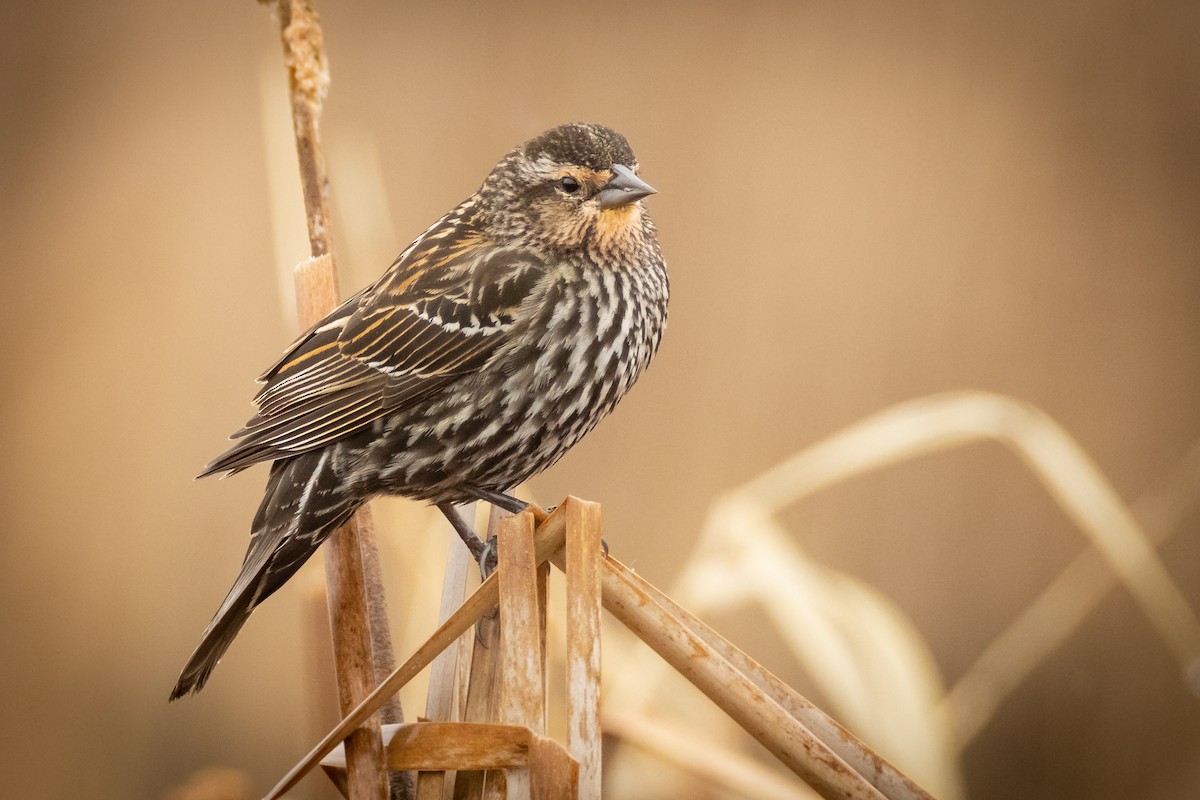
left=255, top=358, right=366, bottom=414
left=200, top=204, right=548, bottom=478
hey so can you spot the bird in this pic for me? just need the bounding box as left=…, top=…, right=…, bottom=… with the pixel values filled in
left=170, top=123, right=668, bottom=699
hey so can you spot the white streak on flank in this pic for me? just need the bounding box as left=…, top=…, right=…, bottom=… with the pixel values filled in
left=549, top=290, right=578, bottom=332
left=297, top=449, right=331, bottom=523
left=434, top=404, right=478, bottom=440
left=595, top=273, right=618, bottom=336
left=476, top=419, right=503, bottom=443
left=566, top=339, right=590, bottom=389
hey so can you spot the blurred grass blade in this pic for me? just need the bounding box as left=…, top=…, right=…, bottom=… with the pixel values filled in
left=941, top=437, right=1200, bottom=747
left=736, top=391, right=1200, bottom=678
left=610, top=391, right=1200, bottom=800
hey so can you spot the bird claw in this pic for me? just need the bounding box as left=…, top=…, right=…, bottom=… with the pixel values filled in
left=474, top=537, right=500, bottom=646
left=477, top=535, right=499, bottom=580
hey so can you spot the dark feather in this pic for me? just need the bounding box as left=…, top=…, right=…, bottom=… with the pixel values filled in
left=171, top=453, right=359, bottom=698
left=198, top=210, right=548, bottom=479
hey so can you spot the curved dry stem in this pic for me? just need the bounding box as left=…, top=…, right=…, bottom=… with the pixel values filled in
left=733, top=391, right=1200, bottom=676
left=609, top=391, right=1200, bottom=798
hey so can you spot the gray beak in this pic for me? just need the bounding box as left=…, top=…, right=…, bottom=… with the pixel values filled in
left=597, top=163, right=657, bottom=210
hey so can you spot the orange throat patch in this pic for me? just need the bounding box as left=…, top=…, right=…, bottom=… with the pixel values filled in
left=593, top=204, right=643, bottom=252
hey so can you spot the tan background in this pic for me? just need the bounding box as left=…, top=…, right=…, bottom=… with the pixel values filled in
left=2, top=1, right=1199, bottom=798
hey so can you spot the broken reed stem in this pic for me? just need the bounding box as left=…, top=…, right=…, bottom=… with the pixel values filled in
left=415, top=515, right=473, bottom=800
left=270, top=0, right=334, bottom=259
left=605, top=549, right=932, bottom=800
left=548, top=552, right=888, bottom=800
left=265, top=499, right=929, bottom=800
left=496, top=513, right=543, bottom=798
left=267, top=0, right=397, bottom=797
left=264, top=505, right=560, bottom=800
left=294, top=259, right=387, bottom=800
left=564, top=500, right=602, bottom=799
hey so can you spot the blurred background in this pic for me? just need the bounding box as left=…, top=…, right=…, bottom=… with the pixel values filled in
left=3, top=1, right=1199, bottom=798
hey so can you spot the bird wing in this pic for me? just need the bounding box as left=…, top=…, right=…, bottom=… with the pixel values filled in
left=200, top=211, right=548, bottom=477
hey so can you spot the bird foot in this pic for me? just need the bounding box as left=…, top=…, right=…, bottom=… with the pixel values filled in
left=477, top=535, right=499, bottom=580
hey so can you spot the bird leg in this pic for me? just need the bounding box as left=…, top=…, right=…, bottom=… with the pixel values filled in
left=436, top=503, right=499, bottom=647
left=437, top=502, right=487, bottom=564
left=464, top=487, right=611, bottom=559
left=455, top=487, right=533, bottom=578
left=463, top=486, right=529, bottom=515
left=449, top=487, right=608, bottom=572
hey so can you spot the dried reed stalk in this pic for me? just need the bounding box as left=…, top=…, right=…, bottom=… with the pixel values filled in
left=416, top=506, right=474, bottom=800
left=496, top=512, right=543, bottom=797
left=262, top=1, right=398, bottom=796
left=454, top=507, right=508, bottom=800
left=294, top=261, right=387, bottom=800
left=612, top=390, right=1200, bottom=796
left=264, top=504, right=562, bottom=800
left=605, top=548, right=931, bottom=800
left=552, top=552, right=890, bottom=800
left=330, top=508, right=587, bottom=800
left=563, top=501, right=602, bottom=799
left=270, top=499, right=923, bottom=800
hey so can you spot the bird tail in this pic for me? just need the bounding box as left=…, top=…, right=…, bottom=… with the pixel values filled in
left=170, top=449, right=360, bottom=700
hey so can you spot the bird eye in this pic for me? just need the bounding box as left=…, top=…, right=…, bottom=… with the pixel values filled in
left=558, top=175, right=581, bottom=194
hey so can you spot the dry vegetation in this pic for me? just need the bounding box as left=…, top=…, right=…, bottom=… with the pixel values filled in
left=3, top=2, right=1198, bottom=799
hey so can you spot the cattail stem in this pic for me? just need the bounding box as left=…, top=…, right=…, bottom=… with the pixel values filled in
left=264, top=1, right=399, bottom=797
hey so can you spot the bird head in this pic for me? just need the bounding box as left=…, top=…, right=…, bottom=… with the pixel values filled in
left=479, top=123, right=658, bottom=258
